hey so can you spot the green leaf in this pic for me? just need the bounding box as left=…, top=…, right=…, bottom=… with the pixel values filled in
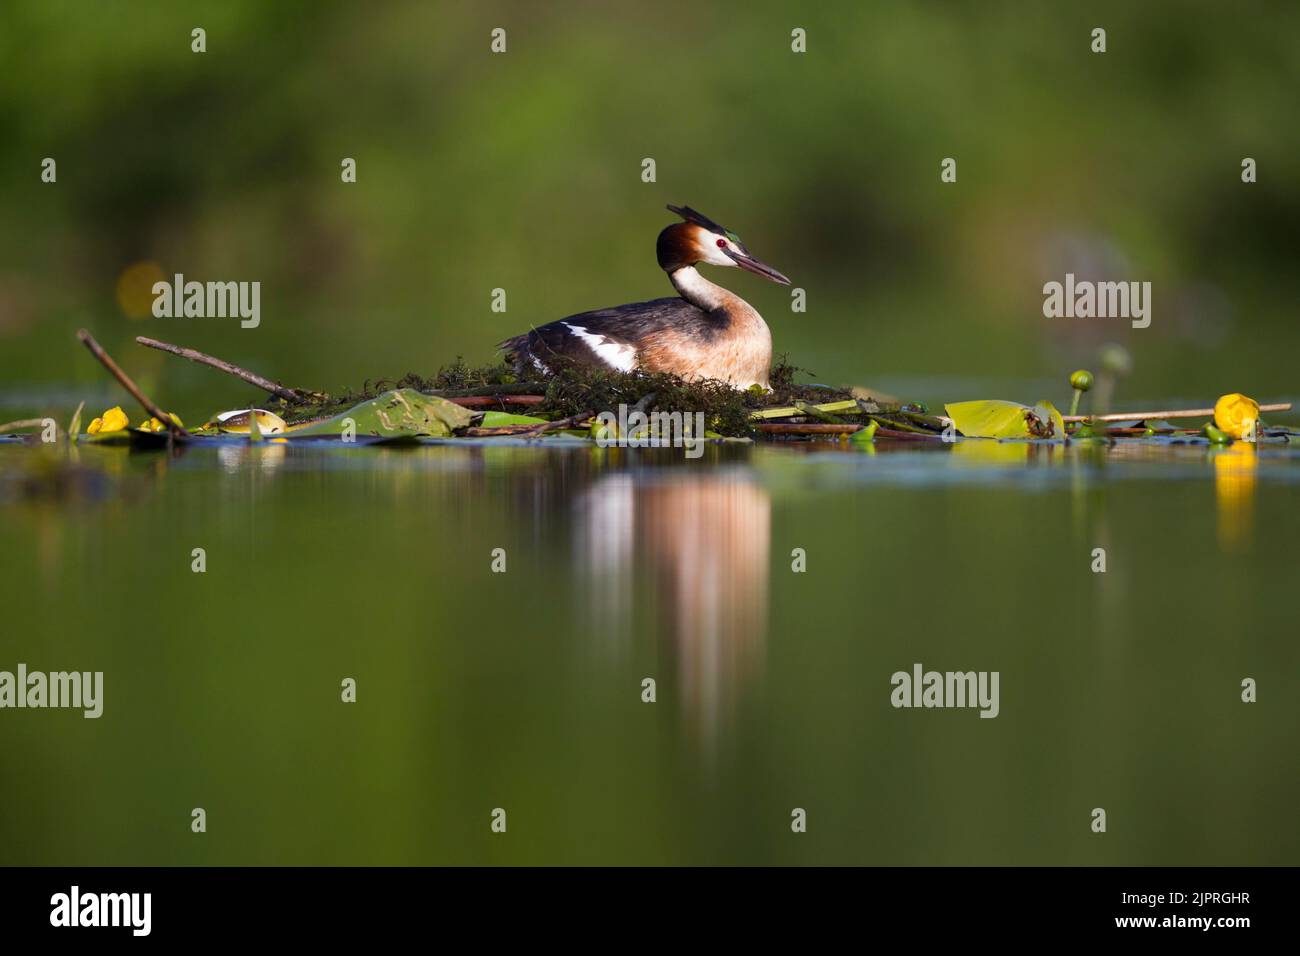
left=68, top=401, right=84, bottom=444
left=849, top=419, right=879, bottom=445
left=286, top=389, right=474, bottom=439
left=479, top=411, right=548, bottom=427
left=1069, top=421, right=1108, bottom=439
left=944, top=399, right=1065, bottom=440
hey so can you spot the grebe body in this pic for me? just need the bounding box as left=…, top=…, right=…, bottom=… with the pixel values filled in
left=501, top=205, right=789, bottom=390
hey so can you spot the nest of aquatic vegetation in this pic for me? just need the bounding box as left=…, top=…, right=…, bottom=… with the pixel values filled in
left=538, top=364, right=757, bottom=436
left=59, top=330, right=1295, bottom=446
left=272, top=355, right=886, bottom=438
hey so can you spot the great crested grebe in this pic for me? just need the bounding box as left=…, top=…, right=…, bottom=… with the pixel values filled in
left=500, top=205, right=790, bottom=390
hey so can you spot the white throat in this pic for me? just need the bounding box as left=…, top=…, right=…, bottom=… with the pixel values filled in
left=669, top=266, right=726, bottom=312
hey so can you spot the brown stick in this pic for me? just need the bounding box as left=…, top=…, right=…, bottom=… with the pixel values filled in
left=136, top=336, right=305, bottom=402
left=1063, top=402, right=1291, bottom=424
left=449, top=395, right=546, bottom=408
left=874, top=427, right=945, bottom=441
left=77, top=330, right=190, bottom=439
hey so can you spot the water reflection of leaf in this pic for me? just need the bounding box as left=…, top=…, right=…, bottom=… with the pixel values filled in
left=80, top=427, right=172, bottom=448
left=948, top=438, right=1035, bottom=465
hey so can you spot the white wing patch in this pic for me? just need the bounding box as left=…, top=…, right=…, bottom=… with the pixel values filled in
left=563, top=323, right=637, bottom=372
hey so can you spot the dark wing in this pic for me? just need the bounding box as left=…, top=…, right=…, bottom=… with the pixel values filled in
left=500, top=297, right=724, bottom=374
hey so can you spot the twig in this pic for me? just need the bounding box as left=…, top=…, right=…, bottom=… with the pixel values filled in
left=757, top=423, right=863, bottom=435
left=136, top=336, right=308, bottom=402
left=77, top=330, right=190, bottom=439
left=0, top=418, right=48, bottom=435
left=449, top=395, right=545, bottom=408
left=462, top=424, right=543, bottom=437
left=868, top=415, right=935, bottom=435
left=522, top=410, right=592, bottom=437
left=874, top=427, right=945, bottom=441
left=1064, top=402, right=1290, bottom=423
left=795, top=400, right=846, bottom=424
left=435, top=383, right=546, bottom=397
left=899, top=409, right=948, bottom=431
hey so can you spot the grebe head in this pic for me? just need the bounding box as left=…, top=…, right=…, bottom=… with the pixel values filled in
left=657, top=204, right=791, bottom=285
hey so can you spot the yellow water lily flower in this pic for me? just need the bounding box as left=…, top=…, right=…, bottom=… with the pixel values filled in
left=86, top=406, right=129, bottom=435
left=1214, top=393, right=1260, bottom=441
left=138, top=412, right=184, bottom=433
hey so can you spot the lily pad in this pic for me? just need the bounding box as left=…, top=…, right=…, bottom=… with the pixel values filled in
left=286, top=388, right=474, bottom=439
left=944, top=399, right=1067, bottom=440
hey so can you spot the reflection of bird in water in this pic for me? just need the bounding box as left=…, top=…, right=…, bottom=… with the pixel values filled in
left=575, top=470, right=770, bottom=749
left=501, top=205, right=790, bottom=389
left=217, top=442, right=286, bottom=476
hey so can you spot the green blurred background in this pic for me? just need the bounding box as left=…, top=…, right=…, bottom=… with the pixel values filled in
left=1, top=0, right=1297, bottom=419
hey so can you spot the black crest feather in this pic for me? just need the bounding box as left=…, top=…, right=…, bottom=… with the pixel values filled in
left=666, top=204, right=730, bottom=236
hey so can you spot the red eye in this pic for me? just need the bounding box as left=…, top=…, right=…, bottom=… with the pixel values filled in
left=716, top=238, right=727, bottom=248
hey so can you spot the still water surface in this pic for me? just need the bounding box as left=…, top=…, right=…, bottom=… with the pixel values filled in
left=1, top=436, right=1296, bottom=864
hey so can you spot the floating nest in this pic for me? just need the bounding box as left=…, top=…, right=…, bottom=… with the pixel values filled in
left=265, top=355, right=913, bottom=439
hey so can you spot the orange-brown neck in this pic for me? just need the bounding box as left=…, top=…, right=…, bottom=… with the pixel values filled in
left=656, top=222, right=705, bottom=272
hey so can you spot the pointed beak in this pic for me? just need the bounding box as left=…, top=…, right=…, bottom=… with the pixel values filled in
left=723, top=247, right=791, bottom=285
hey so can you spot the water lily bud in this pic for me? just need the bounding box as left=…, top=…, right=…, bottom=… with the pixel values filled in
left=1214, top=393, right=1260, bottom=441
left=1069, top=370, right=1094, bottom=392
left=1098, top=343, right=1133, bottom=376
left=1202, top=423, right=1232, bottom=445
left=139, top=412, right=183, bottom=433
